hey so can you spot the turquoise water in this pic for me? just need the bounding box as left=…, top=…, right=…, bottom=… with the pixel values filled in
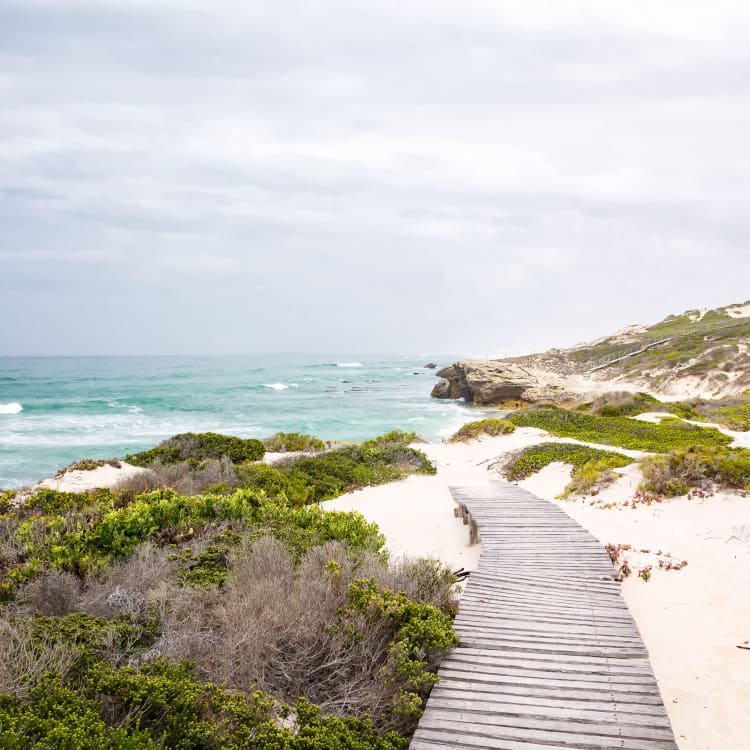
left=0, top=355, right=482, bottom=489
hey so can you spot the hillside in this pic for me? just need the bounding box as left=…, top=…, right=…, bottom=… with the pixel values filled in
left=432, top=300, right=750, bottom=405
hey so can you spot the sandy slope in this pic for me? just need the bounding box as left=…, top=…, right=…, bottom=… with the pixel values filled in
left=36, top=462, right=145, bottom=492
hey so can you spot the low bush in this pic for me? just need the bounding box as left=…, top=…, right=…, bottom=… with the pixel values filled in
left=640, top=445, right=750, bottom=496
left=156, top=537, right=456, bottom=734
left=58, top=458, right=123, bottom=474
left=0, top=617, right=81, bottom=697
left=367, top=430, right=421, bottom=445
left=590, top=392, right=701, bottom=420
left=125, top=432, right=265, bottom=467
left=2, top=537, right=457, bottom=742
left=0, top=661, right=409, bottom=749
left=0, top=487, right=386, bottom=601
left=118, top=432, right=435, bottom=503
left=236, top=462, right=315, bottom=505
left=276, top=436, right=435, bottom=504
left=508, top=405, right=732, bottom=452
left=504, top=443, right=632, bottom=497
left=449, top=418, right=516, bottom=442
left=263, top=432, right=326, bottom=452
left=688, top=394, right=750, bottom=432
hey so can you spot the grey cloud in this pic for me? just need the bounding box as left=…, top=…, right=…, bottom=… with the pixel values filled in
left=2, top=1, right=749, bottom=356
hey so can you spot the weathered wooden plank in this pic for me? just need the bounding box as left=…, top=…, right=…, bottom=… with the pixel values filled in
left=426, top=694, right=672, bottom=727
left=439, top=654, right=657, bottom=682
left=453, top=627, right=646, bottom=650
left=429, top=685, right=672, bottom=718
left=437, top=659, right=660, bottom=687
left=411, top=732, right=573, bottom=750
left=453, top=635, right=648, bottom=659
left=453, top=646, right=657, bottom=673
left=418, top=715, right=679, bottom=750
left=420, top=706, right=677, bottom=742
left=436, top=667, right=659, bottom=696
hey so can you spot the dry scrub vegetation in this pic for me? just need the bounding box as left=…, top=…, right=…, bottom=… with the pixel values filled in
left=0, top=431, right=454, bottom=748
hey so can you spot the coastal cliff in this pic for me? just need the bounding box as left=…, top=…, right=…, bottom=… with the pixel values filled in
left=431, top=360, right=576, bottom=406
left=432, top=301, right=750, bottom=405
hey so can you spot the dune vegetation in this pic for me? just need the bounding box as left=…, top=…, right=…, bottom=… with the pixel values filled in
left=640, top=445, right=750, bottom=496
left=118, top=430, right=435, bottom=501
left=508, top=405, right=732, bottom=453
left=448, top=418, right=516, bottom=442
left=0, top=432, right=454, bottom=747
left=503, top=443, right=632, bottom=498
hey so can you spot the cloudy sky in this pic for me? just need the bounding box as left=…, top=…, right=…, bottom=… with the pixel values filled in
left=2, top=0, right=749, bottom=357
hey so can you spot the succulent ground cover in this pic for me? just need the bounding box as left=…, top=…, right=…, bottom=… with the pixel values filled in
left=505, top=407, right=750, bottom=498
left=503, top=443, right=632, bottom=498
left=448, top=418, right=516, bottom=442
left=508, top=405, right=732, bottom=452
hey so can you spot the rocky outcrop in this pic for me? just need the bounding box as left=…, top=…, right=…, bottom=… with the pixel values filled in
left=431, top=360, right=575, bottom=406
left=432, top=302, right=750, bottom=406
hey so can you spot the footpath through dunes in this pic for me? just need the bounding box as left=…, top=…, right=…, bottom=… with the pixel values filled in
left=410, top=483, right=678, bottom=750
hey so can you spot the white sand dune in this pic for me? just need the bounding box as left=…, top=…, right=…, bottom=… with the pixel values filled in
left=36, top=462, right=145, bottom=492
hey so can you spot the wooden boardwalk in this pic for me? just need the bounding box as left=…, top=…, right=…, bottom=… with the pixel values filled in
left=410, top=483, right=678, bottom=750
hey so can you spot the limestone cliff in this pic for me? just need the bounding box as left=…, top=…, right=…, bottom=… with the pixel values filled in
left=431, top=360, right=576, bottom=407
left=431, top=301, right=750, bottom=405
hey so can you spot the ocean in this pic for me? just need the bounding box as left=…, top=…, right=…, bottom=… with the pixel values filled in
left=0, top=354, right=483, bottom=489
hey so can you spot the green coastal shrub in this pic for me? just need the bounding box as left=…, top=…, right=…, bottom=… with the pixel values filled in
left=640, top=445, right=750, bottom=495
left=367, top=430, right=421, bottom=445
left=0, top=487, right=385, bottom=600
left=505, top=443, right=631, bottom=480
left=125, top=432, right=265, bottom=467
left=508, top=405, right=732, bottom=452
left=449, top=418, right=516, bottom=442
left=0, top=661, right=409, bottom=750
left=684, top=394, right=750, bottom=432
left=236, top=461, right=315, bottom=505
left=345, top=578, right=458, bottom=731
left=504, top=443, right=632, bottom=497
left=2, top=536, right=457, bottom=743
left=120, top=431, right=434, bottom=503
left=263, top=432, right=326, bottom=452
left=277, top=435, right=435, bottom=504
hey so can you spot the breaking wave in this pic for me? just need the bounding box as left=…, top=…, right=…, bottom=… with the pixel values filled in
left=0, top=402, right=22, bottom=415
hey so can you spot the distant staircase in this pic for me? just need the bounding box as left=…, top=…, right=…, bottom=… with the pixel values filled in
left=588, top=318, right=750, bottom=373
left=588, top=338, right=672, bottom=372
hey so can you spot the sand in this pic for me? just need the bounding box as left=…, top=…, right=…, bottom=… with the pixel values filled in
left=35, top=461, right=145, bottom=493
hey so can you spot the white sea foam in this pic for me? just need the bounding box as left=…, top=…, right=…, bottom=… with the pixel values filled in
left=0, top=402, right=23, bottom=415
left=263, top=383, right=290, bottom=390
left=337, top=362, right=363, bottom=368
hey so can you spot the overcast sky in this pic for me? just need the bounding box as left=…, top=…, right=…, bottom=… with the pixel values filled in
left=2, top=0, right=749, bottom=357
